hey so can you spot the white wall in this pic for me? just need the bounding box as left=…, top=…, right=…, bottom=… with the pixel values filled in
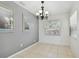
left=39, top=13, right=70, bottom=46
left=69, top=2, right=79, bottom=57
left=0, top=2, right=38, bottom=58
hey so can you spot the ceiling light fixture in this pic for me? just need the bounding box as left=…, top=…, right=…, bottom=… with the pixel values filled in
left=36, top=1, right=48, bottom=20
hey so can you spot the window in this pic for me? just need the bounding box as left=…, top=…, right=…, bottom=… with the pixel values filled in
left=70, top=10, right=77, bottom=28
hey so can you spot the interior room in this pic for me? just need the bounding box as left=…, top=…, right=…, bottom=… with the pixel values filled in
left=0, top=1, right=79, bottom=58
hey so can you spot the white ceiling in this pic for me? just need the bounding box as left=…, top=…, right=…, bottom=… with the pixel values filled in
left=14, top=1, right=75, bottom=16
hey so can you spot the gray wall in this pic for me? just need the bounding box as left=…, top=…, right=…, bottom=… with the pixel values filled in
left=0, top=1, right=38, bottom=58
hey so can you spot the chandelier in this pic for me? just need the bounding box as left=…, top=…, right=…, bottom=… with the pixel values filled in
left=36, top=1, right=48, bottom=20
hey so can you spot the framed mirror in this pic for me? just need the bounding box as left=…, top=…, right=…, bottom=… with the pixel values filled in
left=22, top=13, right=30, bottom=32
left=43, top=20, right=61, bottom=36
left=0, top=6, right=14, bottom=32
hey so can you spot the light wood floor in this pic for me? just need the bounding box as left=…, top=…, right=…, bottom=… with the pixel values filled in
left=12, top=42, right=75, bottom=58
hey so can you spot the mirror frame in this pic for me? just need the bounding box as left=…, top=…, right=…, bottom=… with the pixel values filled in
left=0, top=2, right=15, bottom=32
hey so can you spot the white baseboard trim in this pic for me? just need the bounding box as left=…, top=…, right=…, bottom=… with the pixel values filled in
left=8, top=42, right=38, bottom=58
left=39, top=41, right=69, bottom=47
